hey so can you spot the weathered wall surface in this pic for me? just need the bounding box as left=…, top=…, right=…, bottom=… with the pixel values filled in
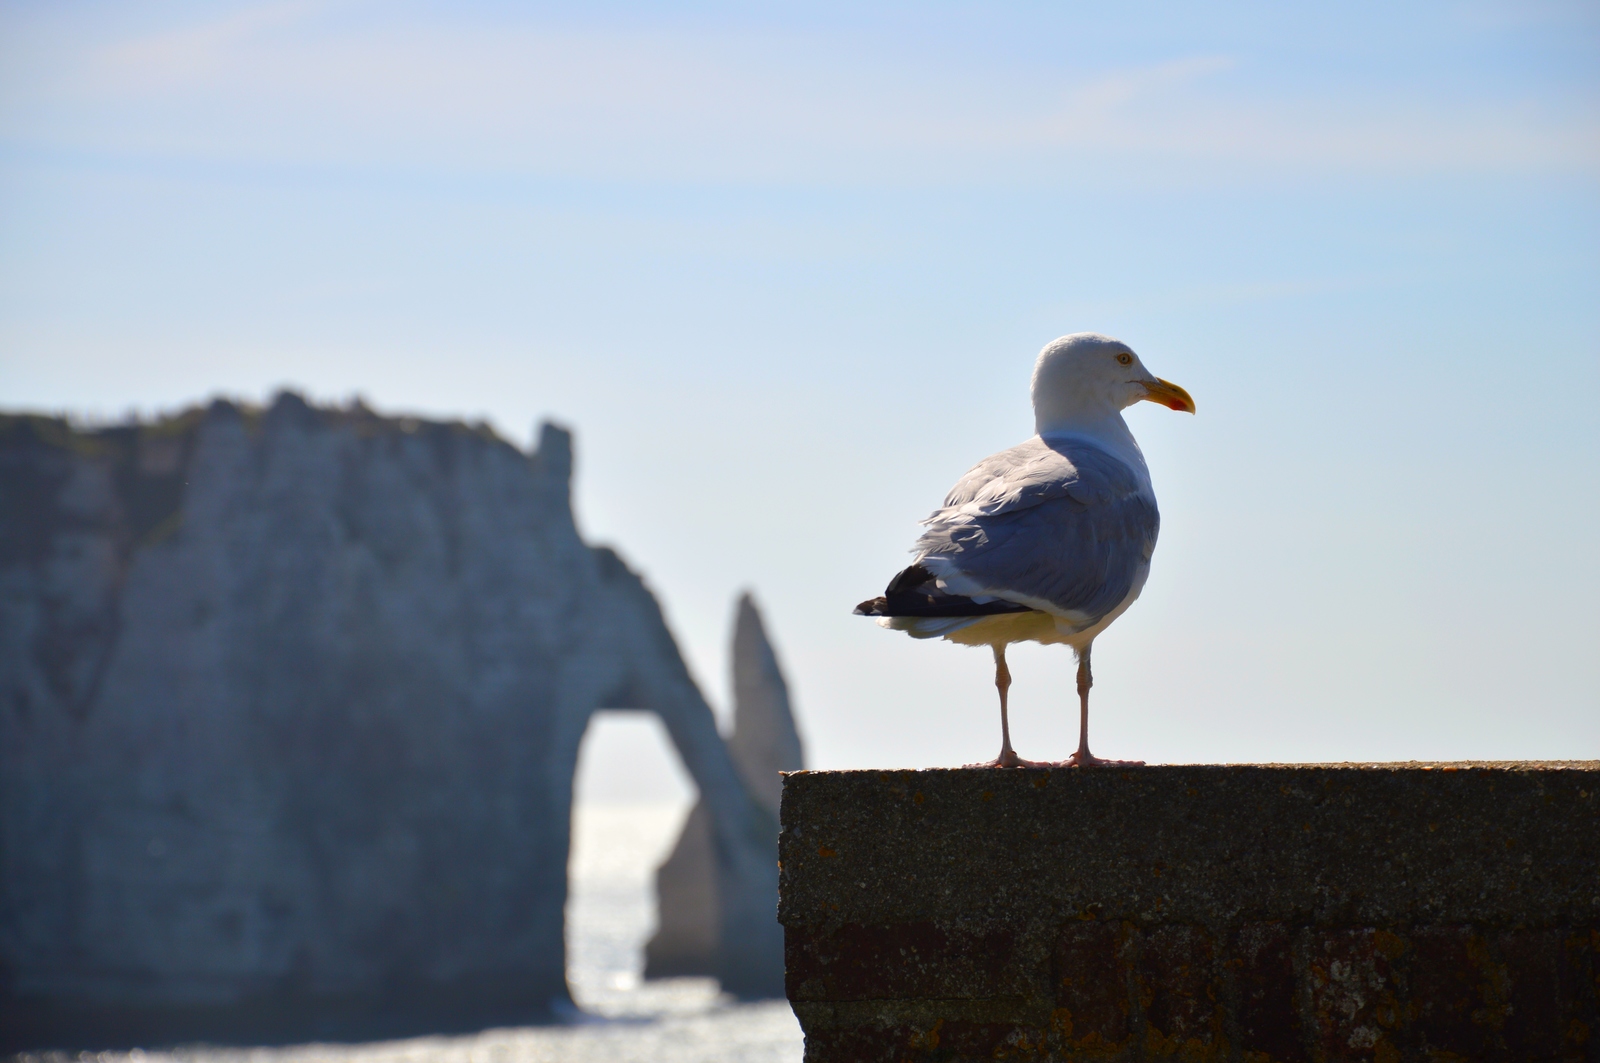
left=645, top=593, right=804, bottom=978
left=780, top=764, right=1599, bottom=1063
left=0, top=397, right=781, bottom=1050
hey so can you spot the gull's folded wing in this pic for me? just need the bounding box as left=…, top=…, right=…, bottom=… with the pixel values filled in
left=913, top=437, right=1159, bottom=628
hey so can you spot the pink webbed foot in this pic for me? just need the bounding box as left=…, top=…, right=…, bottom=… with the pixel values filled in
left=1057, top=751, right=1145, bottom=768
left=965, top=749, right=1052, bottom=769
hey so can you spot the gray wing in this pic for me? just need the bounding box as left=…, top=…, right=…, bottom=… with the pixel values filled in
left=913, top=437, right=1159, bottom=626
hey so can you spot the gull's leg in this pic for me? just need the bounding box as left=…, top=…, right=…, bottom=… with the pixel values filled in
left=966, top=643, right=1046, bottom=768
left=995, top=644, right=1017, bottom=766
left=1065, top=641, right=1143, bottom=768
left=1073, top=643, right=1093, bottom=761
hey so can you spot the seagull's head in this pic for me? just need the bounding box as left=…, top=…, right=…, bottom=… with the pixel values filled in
left=1031, top=333, right=1195, bottom=436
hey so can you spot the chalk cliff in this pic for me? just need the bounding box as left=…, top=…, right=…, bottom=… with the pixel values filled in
left=644, top=593, right=804, bottom=979
left=0, top=396, right=783, bottom=1050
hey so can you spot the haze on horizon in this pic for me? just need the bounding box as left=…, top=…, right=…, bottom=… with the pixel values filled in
left=2, top=0, right=1596, bottom=797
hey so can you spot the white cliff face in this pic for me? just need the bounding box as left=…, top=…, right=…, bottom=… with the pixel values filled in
left=0, top=395, right=782, bottom=1050
left=645, top=593, right=803, bottom=980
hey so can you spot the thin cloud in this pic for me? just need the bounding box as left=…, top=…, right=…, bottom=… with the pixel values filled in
left=4, top=4, right=1594, bottom=183
left=93, top=1, right=327, bottom=89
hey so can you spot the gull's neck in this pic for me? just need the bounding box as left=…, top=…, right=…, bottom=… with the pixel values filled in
left=1035, top=408, right=1151, bottom=492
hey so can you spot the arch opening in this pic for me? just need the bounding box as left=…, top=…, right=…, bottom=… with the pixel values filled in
left=566, top=710, right=719, bottom=1017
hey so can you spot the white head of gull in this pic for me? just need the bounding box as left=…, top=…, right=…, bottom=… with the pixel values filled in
left=855, top=332, right=1194, bottom=768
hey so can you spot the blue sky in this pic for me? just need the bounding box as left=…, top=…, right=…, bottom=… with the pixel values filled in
left=3, top=1, right=1597, bottom=796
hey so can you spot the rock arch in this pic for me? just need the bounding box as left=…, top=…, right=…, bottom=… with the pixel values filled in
left=646, top=592, right=804, bottom=979
left=0, top=398, right=782, bottom=1051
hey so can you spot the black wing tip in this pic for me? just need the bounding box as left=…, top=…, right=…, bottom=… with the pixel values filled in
left=853, top=582, right=1035, bottom=619
left=885, top=563, right=933, bottom=595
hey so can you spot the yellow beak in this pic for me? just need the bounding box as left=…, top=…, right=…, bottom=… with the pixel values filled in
left=1140, top=378, right=1196, bottom=413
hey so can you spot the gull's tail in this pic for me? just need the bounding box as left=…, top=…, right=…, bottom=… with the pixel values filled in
left=854, top=563, right=1035, bottom=621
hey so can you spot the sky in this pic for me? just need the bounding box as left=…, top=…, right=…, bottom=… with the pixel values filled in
left=2, top=1, right=1597, bottom=802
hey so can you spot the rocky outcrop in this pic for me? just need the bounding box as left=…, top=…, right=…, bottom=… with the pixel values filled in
left=644, top=593, right=804, bottom=979
left=0, top=396, right=783, bottom=1051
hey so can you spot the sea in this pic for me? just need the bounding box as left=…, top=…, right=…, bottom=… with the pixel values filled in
left=60, top=804, right=804, bottom=1063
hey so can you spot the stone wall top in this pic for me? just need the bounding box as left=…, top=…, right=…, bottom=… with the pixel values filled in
left=780, top=763, right=1599, bottom=1062
left=780, top=763, right=1599, bottom=931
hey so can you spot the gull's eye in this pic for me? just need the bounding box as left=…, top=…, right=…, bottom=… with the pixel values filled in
left=1116, top=352, right=1133, bottom=366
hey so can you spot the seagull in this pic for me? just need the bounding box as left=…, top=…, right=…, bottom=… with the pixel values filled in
left=855, top=333, right=1194, bottom=768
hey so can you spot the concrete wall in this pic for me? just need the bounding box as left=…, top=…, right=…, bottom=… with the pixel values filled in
left=0, top=398, right=782, bottom=1051
left=779, top=764, right=1599, bottom=1063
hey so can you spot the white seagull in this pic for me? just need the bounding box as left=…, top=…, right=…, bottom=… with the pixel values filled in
left=855, top=333, right=1194, bottom=768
